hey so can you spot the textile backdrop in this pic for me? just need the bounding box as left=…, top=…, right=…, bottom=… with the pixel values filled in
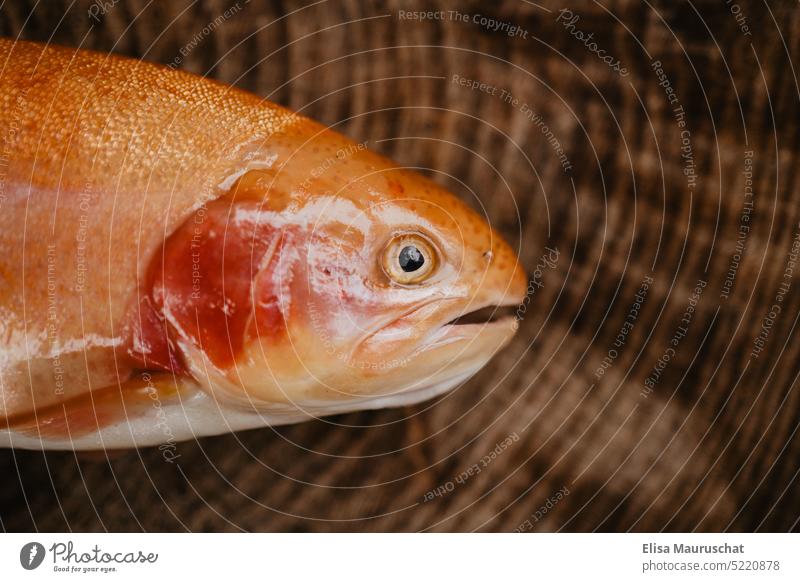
left=1, top=0, right=799, bottom=532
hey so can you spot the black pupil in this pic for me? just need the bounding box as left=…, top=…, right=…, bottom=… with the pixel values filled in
left=398, top=245, right=424, bottom=272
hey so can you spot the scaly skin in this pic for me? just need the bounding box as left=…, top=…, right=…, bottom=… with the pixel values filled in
left=0, top=39, right=526, bottom=448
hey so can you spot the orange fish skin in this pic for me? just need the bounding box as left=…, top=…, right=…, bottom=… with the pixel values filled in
left=0, top=39, right=526, bottom=445
left=0, top=38, right=314, bottom=419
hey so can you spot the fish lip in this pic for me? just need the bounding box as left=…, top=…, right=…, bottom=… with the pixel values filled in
left=420, top=290, right=525, bottom=350
left=350, top=296, right=464, bottom=358
left=438, top=290, right=524, bottom=328
left=355, top=291, right=524, bottom=360
left=425, top=314, right=519, bottom=350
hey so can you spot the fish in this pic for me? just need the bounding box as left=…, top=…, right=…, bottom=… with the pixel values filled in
left=0, top=39, right=527, bottom=450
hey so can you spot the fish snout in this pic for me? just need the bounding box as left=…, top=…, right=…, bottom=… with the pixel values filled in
left=474, top=238, right=528, bottom=309
left=436, top=237, right=527, bottom=333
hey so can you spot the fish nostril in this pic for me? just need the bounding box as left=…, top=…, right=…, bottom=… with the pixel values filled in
left=483, top=250, right=493, bottom=262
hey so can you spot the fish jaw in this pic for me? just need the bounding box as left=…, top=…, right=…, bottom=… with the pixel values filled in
left=348, top=295, right=524, bottom=398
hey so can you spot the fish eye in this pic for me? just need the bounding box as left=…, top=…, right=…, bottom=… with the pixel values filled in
left=382, top=233, right=437, bottom=285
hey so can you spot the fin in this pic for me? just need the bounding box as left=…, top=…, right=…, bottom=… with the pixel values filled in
left=1, top=372, right=185, bottom=441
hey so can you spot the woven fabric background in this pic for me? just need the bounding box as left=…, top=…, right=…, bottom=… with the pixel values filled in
left=1, top=0, right=799, bottom=532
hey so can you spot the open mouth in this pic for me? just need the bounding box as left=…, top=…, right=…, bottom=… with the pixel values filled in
left=422, top=302, right=520, bottom=353
left=444, top=304, right=519, bottom=326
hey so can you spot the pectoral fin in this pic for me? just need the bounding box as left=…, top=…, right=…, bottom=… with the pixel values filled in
left=2, top=372, right=185, bottom=441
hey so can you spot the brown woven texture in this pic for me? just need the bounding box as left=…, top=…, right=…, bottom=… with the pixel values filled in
left=1, top=0, right=799, bottom=532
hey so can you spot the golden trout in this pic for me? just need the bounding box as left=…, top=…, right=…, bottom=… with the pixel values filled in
left=0, top=39, right=526, bottom=450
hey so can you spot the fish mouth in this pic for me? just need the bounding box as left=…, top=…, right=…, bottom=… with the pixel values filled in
left=342, top=302, right=521, bottom=405
left=443, top=304, right=520, bottom=327
left=423, top=301, right=521, bottom=352
left=352, top=292, right=525, bottom=391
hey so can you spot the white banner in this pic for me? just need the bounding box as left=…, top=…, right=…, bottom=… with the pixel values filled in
left=1, top=533, right=797, bottom=581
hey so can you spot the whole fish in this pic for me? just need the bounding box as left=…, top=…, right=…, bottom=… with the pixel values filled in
left=0, top=39, right=526, bottom=450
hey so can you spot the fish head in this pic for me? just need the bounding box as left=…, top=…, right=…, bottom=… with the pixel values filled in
left=210, top=131, right=528, bottom=413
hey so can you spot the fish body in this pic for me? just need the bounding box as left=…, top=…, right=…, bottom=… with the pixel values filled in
left=0, top=39, right=526, bottom=450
